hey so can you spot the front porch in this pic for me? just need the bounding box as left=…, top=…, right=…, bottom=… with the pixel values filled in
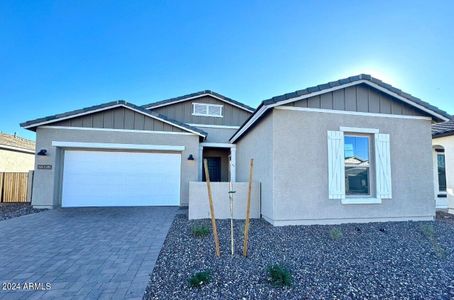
left=198, top=142, right=236, bottom=182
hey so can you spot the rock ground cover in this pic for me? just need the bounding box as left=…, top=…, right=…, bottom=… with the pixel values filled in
left=0, top=203, right=44, bottom=222
left=146, top=213, right=454, bottom=299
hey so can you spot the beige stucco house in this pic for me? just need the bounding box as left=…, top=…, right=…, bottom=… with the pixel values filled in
left=432, top=119, right=454, bottom=213
left=21, top=74, right=451, bottom=225
left=0, top=132, right=35, bottom=172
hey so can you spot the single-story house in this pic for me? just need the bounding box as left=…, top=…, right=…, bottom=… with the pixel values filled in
left=21, top=74, right=451, bottom=225
left=0, top=132, right=35, bottom=172
left=432, top=118, right=454, bottom=213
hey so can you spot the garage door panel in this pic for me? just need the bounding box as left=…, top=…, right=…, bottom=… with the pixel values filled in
left=62, top=150, right=181, bottom=207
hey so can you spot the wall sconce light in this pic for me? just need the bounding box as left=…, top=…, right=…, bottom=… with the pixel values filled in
left=37, top=149, right=48, bottom=156
left=187, top=154, right=194, bottom=161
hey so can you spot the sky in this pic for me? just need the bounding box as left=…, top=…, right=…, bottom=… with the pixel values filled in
left=1, top=0, right=453, bottom=140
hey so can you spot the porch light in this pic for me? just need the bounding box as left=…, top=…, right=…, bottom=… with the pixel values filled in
left=187, top=154, right=194, bottom=161
left=37, top=149, right=48, bottom=156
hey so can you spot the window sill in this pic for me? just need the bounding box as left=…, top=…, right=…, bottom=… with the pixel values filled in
left=341, top=197, right=382, bottom=205
left=192, top=113, right=223, bottom=118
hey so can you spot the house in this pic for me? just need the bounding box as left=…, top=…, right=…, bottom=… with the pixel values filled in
left=231, top=74, right=450, bottom=225
left=432, top=118, right=454, bottom=213
left=21, top=91, right=254, bottom=208
left=0, top=132, right=35, bottom=172
left=21, top=74, right=451, bottom=225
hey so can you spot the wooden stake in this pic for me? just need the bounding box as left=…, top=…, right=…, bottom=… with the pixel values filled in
left=243, top=159, right=254, bottom=257
left=204, top=159, right=220, bottom=257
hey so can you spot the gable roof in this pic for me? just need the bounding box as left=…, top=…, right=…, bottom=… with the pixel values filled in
left=142, top=90, right=255, bottom=113
left=230, top=74, right=451, bottom=143
left=433, top=118, right=454, bottom=138
left=0, top=132, right=35, bottom=154
left=21, top=100, right=207, bottom=137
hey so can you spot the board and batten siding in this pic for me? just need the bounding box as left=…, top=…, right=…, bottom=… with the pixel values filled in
left=52, top=107, right=184, bottom=132
left=150, top=96, right=252, bottom=126
left=285, top=84, right=429, bottom=117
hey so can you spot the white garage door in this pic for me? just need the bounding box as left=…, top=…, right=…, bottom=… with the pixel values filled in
left=61, top=150, right=181, bottom=207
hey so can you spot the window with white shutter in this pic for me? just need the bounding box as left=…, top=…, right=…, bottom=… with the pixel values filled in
left=328, top=128, right=392, bottom=204
left=192, top=103, right=223, bottom=117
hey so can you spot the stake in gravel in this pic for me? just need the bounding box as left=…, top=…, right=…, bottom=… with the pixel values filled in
left=243, top=159, right=254, bottom=257
left=204, top=159, right=220, bottom=257
left=228, top=182, right=236, bottom=256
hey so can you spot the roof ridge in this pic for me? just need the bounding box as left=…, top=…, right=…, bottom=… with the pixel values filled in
left=142, top=90, right=255, bottom=112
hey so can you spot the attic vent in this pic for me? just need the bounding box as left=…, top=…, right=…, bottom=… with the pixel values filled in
left=192, top=103, right=223, bottom=117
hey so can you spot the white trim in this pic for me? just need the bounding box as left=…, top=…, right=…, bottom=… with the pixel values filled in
left=41, top=126, right=195, bottom=135
left=145, top=93, right=254, bottom=113
left=230, top=105, right=267, bottom=142
left=341, top=197, right=382, bottom=205
left=187, top=123, right=240, bottom=129
left=0, top=144, right=35, bottom=154
left=52, top=141, right=185, bottom=152
left=192, top=102, right=223, bottom=118
left=340, top=127, right=379, bottom=134
left=276, top=106, right=433, bottom=120
left=230, top=79, right=447, bottom=142
left=24, top=103, right=206, bottom=137
left=200, top=142, right=236, bottom=148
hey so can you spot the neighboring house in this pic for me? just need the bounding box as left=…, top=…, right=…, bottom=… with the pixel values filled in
left=21, top=91, right=253, bottom=208
left=0, top=132, right=35, bottom=172
left=432, top=118, right=454, bottom=213
left=231, top=74, right=450, bottom=225
left=20, top=74, right=451, bottom=225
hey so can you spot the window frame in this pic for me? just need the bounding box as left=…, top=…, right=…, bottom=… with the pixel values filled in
left=437, top=152, right=447, bottom=193
left=192, top=103, right=224, bottom=118
left=344, top=134, right=372, bottom=197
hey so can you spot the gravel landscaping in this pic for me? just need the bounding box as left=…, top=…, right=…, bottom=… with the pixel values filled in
left=145, top=214, right=454, bottom=299
left=0, top=203, right=44, bottom=221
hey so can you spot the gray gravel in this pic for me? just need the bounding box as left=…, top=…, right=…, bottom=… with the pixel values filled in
left=145, top=214, right=454, bottom=299
left=0, top=203, right=44, bottom=221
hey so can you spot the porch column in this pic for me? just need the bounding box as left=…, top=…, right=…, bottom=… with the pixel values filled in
left=198, top=145, right=203, bottom=181
left=230, top=146, right=236, bottom=182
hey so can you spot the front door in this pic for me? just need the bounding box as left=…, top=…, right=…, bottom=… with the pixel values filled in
left=203, top=157, right=221, bottom=182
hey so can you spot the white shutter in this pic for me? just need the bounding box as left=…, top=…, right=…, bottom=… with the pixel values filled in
left=375, top=133, right=392, bottom=199
left=328, top=131, right=345, bottom=199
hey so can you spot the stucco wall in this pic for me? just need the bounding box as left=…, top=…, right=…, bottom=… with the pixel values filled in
left=200, top=127, right=238, bottom=143
left=270, top=108, right=435, bottom=225
left=32, top=127, right=200, bottom=208
left=432, top=135, right=454, bottom=213
left=0, top=149, right=35, bottom=172
left=188, top=182, right=260, bottom=219
left=236, top=113, right=274, bottom=220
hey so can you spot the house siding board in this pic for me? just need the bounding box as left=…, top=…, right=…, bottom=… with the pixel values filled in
left=150, top=95, right=251, bottom=126
left=51, top=107, right=184, bottom=132
left=284, top=84, right=431, bottom=118
left=271, top=109, right=434, bottom=224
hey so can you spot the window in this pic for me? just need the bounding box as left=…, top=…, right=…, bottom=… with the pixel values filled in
left=344, top=135, right=370, bottom=196
left=437, top=153, right=447, bottom=192
left=192, top=103, right=223, bottom=117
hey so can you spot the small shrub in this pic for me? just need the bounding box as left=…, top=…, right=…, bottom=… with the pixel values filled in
left=267, top=264, right=292, bottom=287
left=191, top=225, right=210, bottom=238
left=420, top=224, right=446, bottom=259
left=188, top=271, right=211, bottom=288
left=329, top=227, right=343, bottom=240
left=420, top=224, right=435, bottom=240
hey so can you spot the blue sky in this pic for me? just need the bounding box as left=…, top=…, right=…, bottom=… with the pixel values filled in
left=1, top=0, right=453, bottom=140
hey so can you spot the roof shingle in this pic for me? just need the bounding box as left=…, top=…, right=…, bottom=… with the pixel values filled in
left=0, top=133, right=35, bottom=152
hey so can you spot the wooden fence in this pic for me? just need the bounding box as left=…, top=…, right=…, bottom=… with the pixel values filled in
left=0, top=172, right=31, bottom=203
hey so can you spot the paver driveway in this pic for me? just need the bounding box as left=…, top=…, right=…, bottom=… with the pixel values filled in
left=0, top=207, right=177, bottom=299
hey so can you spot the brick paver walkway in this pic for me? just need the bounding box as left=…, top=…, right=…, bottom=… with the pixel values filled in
left=0, top=207, right=176, bottom=299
